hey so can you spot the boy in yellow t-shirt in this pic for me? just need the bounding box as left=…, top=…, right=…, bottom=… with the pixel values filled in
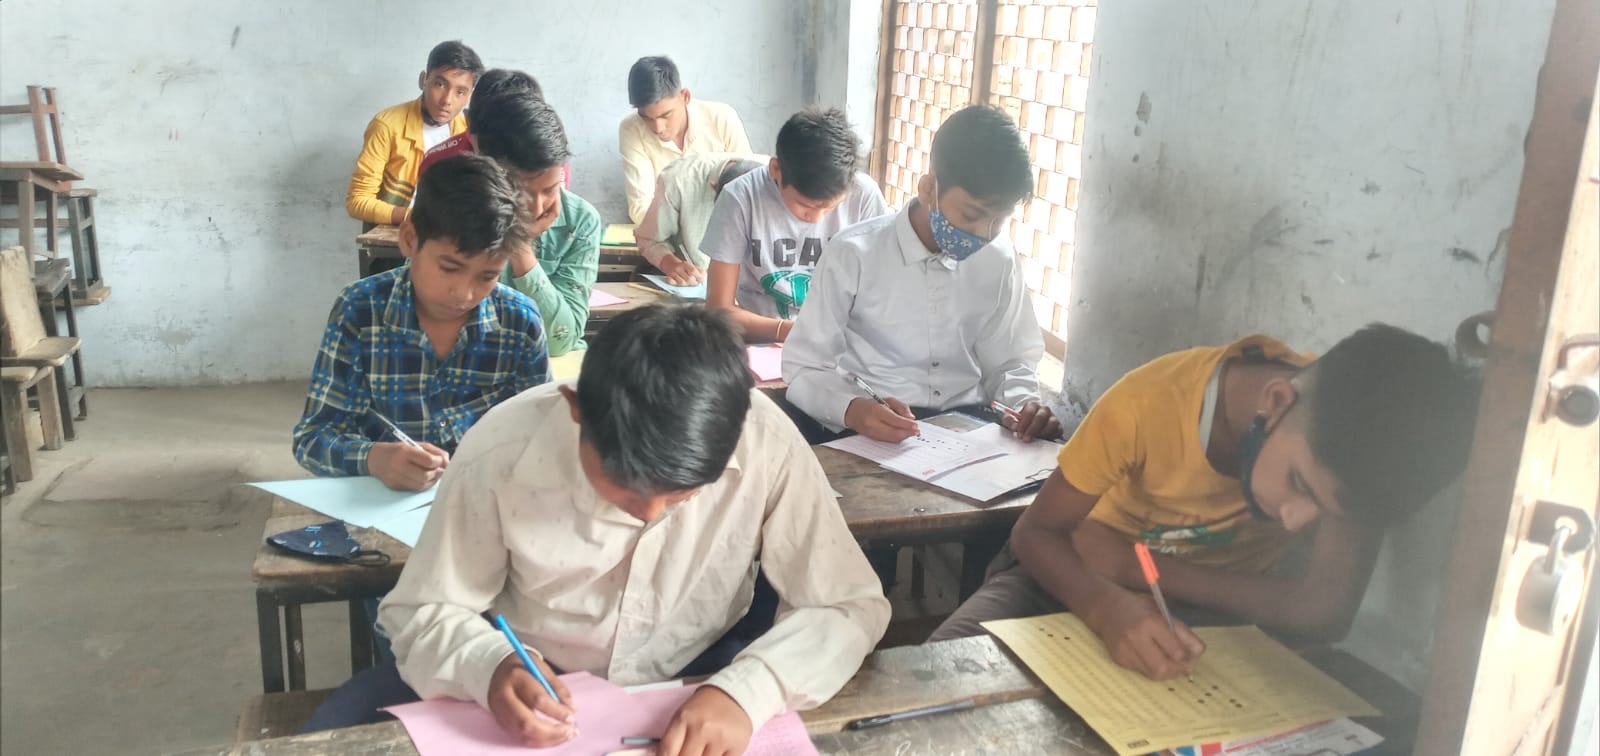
left=930, top=324, right=1479, bottom=680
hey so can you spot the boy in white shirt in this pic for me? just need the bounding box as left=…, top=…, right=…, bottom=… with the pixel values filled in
left=702, top=108, right=892, bottom=343
left=302, top=305, right=889, bottom=756
left=783, top=105, right=1061, bottom=444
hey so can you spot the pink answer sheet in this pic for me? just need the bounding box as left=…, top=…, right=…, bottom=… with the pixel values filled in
left=746, top=345, right=784, bottom=382
left=385, top=671, right=817, bottom=755
left=589, top=289, right=629, bottom=308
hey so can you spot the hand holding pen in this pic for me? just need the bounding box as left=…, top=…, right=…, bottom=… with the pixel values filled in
left=367, top=410, right=450, bottom=491
left=487, top=613, right=578, bottom=748
left=844, top=375, right=921, bottom=443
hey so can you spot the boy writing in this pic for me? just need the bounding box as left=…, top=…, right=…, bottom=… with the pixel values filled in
left=294, top=154, right=549, bottom=491
left=421, top=71, right=601, bottom=357
left=784, top=105, right=1060, bottom=444
left=303, top=305, right=890, bottom=756
left=930, top=324, right=1479, bottom=682
left=620, top=56, right=753, bottom=223
left=345, top=40, right=482, bottom=227
left=702, top=108, right=891, bottom=343
left=633, top=152, right=766, bottom=286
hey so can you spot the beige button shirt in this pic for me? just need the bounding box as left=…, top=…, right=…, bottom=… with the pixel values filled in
left=634, top=152, right=769, bottom=270
left=379, top=382, right=890, bottom=729
left=620, top=99, right=753, bottom=223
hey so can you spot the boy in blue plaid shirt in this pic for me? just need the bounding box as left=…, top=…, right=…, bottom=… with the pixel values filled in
left=294, top=154, right=551, bottom=491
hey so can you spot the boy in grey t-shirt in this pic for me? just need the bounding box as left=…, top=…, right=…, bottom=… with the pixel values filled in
left=702, top=108, right=891, bottom=342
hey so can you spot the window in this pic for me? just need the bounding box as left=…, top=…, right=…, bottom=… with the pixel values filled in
left=873, top=0, right=1096, bottom=355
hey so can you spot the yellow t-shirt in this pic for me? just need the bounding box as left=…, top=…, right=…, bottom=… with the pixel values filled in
left=1058, top=335, right=1315, bottom=573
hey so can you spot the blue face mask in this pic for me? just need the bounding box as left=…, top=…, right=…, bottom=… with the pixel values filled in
left=1235, top=414, right=1272, bottom=521
left=928, top=191, right=991, bottom=261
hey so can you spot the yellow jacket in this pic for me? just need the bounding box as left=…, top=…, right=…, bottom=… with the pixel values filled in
left=345, top=99, right=467, bottom=225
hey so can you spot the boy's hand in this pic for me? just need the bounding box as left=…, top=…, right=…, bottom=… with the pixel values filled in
left=367, top=442, right=450, bottom=491
left=659, top=256, right=706, bottom=286
left=1087, top=588, right=1206, bottom=680
left=1070, top=520, right=1142, bottom=589
left=659, top=686, right=753, bottom=756
left=844, top=397, right=920, bottom=443
left=527, top=199, right=561, bottom=241
left=487, top=655, right=577, bottom=748
left=1002, top=401, right=1062, bottom=442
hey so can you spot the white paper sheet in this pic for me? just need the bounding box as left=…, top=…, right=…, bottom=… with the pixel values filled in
left=249, top=477, right=434, bottom=528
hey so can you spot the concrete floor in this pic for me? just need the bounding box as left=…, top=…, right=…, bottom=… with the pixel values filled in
left=0, top=364, right=1072, bottom=755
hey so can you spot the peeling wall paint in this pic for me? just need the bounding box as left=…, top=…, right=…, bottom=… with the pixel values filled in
left=0, top=0, right=864, bottom=385
left=1066, top=0, right=1557, bottom=689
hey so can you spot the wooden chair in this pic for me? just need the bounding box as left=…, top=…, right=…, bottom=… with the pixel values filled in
left=0, top=86, right=108, bottom=302
left=0, top=365, right=63, bottom=485
left=1, top=247, right=80, bottom=450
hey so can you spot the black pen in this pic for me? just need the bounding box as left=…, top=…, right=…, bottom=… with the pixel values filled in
left=845, top=698, right=979, bottom=729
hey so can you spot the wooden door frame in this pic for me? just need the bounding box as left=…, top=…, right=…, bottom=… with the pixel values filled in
left=1415, top=0, right=1600, bottom=751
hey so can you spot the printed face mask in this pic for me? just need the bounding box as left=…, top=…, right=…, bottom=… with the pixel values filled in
left=928, top=182, right=992, bottom=261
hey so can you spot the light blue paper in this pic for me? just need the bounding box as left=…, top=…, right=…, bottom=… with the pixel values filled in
left=641, top=274, right=707, bottom=300
left=372, top=504, right=432, bottom=548
left=249, top=477, right=435, bottom=528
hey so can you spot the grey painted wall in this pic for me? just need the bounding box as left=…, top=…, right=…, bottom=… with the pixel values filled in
left=0, top=0, right=867, bottom=385
left=1067, top=0, right=1558, bottom=688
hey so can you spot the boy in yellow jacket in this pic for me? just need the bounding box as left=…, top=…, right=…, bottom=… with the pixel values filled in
left=345, top=41, right=483, bottom=227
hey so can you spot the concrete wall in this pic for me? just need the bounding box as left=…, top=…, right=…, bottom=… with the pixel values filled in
left=0, top=0, right=864, bottom=385
left=1067, top=0, right=1557, bottom=688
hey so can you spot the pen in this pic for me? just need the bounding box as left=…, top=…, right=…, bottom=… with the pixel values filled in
left=845, top=698, right=979, bottom=729
left=493, top=613, right=561, bottom=703
left=620, top=737, right=661, bottom=745
left=1134, top=542, right=1195, bottom=680
left=372, top=410, right=420, bottom=448
left=852, top=375, right=921, bottom=437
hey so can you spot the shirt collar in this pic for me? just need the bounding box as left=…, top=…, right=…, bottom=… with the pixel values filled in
left=400, top=98, right=426, bottom=147
left=894, top=201, right=956, bottom=270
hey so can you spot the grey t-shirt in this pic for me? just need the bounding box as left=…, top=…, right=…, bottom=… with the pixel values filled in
left=701, top=170, right=890, bottom=319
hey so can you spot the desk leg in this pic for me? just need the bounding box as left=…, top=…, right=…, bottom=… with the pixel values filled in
left=959, top=535, right=1007, bottom=601
left=285, top=604, right=306, bottom=691
left=33, top=295, right=75, bottom=440
left=348, top=600, right=374, bottom=675
left=61, top=291, right=85, bottom=420
left=256, top=591, right=285, bottom=693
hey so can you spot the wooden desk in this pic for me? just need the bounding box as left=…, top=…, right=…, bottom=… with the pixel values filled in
left=0, top=161, right=83, bottom=259
left=191, top=634, right=1419, bottom=754
left=354, top=225, right=401, bottom=278
left=252, top=448, right=1023, bottom=692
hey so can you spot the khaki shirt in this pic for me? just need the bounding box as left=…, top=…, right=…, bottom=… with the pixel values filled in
left=619, top=99, right=753, bottom=223
left=380, top=382, right=890, bottom=729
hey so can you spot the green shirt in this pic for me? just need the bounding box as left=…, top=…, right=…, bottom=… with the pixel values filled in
left=501, top=189, right=601, bottom=356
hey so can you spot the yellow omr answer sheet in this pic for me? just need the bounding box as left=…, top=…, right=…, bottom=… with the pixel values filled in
left=982, top=614, right=1378, bottom=755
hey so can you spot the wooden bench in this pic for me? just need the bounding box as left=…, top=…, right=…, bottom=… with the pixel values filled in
left=235, top=688, right=334, bottom=742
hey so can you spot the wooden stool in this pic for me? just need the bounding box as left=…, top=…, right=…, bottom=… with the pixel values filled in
left=32, top=257, right=88, bottom=426
left=1, top=365, right=63, bottom=484
left=2, top=247, right=82, bottom=443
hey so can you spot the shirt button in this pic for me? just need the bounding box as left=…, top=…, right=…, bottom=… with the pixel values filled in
left=933, top=390, right=943, bottom=397
left=932, top=361, right=941, bottom=368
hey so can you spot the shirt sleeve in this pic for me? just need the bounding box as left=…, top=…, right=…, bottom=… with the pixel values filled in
left=619, top=118, right=656, bottom=224
left=975, top=256, right=1045, bottom=411
left=705, top=423, right=891, bottom=728
left=782, top=241, right=863, bottom=431
left=700, top=187, right=751, bottom=266
left=635, top=174, right=678, bottom=268
left=346, top=117, right=402, bottom=226
left=501, top=199, right=601, bottom=357
left=1056, top=376, right=1145, bottom=496
left=291, top=294, right=376, bottom=476
left=379, top=454, right=520, bottom=709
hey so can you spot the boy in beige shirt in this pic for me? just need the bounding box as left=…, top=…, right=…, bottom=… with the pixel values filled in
left=303, top=305, right=889, bottom=756
left=619, top=56, right=753, bottom=223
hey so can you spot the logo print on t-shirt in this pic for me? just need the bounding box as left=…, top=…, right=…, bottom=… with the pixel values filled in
left=760, top=269, right=811, bottom=319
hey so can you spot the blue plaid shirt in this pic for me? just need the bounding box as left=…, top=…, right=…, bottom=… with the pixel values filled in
left=292, top=265, right=550, bottom=477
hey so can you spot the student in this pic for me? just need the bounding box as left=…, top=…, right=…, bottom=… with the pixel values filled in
left=783, top=106, right=1060, bottom=445
left=345, top=40, right=483, bottom=227
left=302, top=305, right=891, bottom=756
left=634, top=152, right=766, bottom=286
left=701, top=108, right=891, bottom=343
left=421, top=75, right=600, bottom=357
left=929, top=325, right=1480, bottom=681
left=620, top=56, right=753, bottom=223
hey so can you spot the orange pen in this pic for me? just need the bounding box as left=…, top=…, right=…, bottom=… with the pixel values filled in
left=1135, top=542, right=1195, bottom=678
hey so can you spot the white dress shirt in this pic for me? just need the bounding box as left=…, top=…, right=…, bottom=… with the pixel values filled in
left=620, top=99, right=753, bottom=223
left=379, top=382, right=890, bottom=730
left=783, top=202, right=1045, bottom=431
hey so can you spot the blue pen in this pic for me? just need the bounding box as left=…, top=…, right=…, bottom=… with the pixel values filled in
left=493, top=613, right=560, bottom=702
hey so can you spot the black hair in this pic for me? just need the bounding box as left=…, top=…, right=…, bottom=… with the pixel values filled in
left=409, top=153, right=528, bottom=257
left=1303, top=323, right=1481, bottom=524
left=628, top=56, right=682, bottom=108
left=775, top=108, right=863, bottom=201
left=931, top=105, right=1035, bottom=206
left=472, top=94, right=572, bottom=173
left=470, top=69, right=544, bottom=118
left=576, top=304, right=754, bottom=494
left=714, top=159, right=765, bottom=198
left=425, top=41, right=484, bottom=79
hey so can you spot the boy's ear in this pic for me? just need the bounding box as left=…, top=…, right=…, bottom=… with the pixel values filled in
left=398, top=220, right=420, bottom=259
left=417, top=70, right=426, bottom=91
left=558, top=385, right=581, bottom=425
left=679, top=88, right=692, bottom=105
left=916, top=173, right=937, bottom=207
left=767, top=157, right=782, bottom=185
left=1260, top=376, right=1299, bottom=424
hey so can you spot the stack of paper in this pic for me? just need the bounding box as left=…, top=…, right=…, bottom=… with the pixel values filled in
left=824, top=421, right=1002, bottom=481
left=641, top=273, right=707, bottom=300
left=601, top=223, right=637, bottom=247
left=386, top=672, right=816, bottom=755
left=588, top=288, right=628, bottom=308
left=822, top=414, right=1061, bottom=500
